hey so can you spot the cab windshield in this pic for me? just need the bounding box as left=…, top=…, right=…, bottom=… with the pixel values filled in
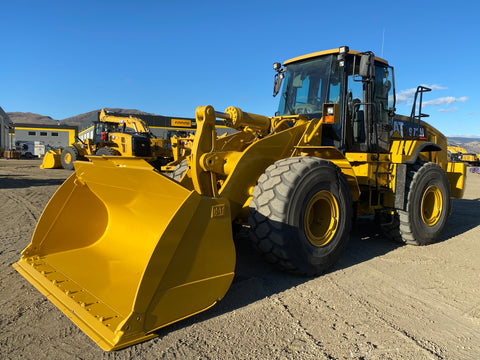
left=277, top=54, right=343, bottom=118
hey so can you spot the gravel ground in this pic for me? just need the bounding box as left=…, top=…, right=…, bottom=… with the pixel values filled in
left=1, top=159, right=479, bottom=359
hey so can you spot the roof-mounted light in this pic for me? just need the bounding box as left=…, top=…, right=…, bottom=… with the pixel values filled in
left=339, top=46, right=349, bottom=54
left=273, top=62, right=282, bottom=72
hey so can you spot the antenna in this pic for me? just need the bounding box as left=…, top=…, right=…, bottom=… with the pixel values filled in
left=381, top=29, right=385, bottom=58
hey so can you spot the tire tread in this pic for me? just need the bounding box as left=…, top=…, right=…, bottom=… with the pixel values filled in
left=249, top=157, right=352, bottom=276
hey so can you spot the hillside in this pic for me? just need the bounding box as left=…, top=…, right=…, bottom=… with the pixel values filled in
left=8, top=112, right=59, bottom=126
left=447, top=138, right=480, bottom=154
left=60, top=109, right=153, bottom=127
left=8, top=108, right=154, bottom=128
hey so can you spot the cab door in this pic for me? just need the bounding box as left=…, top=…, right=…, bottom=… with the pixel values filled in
left=372, top=64, right=394, bottom=153
left=343, top=56, right=394, bottom=154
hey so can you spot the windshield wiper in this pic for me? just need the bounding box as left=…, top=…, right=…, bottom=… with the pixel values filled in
left=282, top=92, right=295, bottom=115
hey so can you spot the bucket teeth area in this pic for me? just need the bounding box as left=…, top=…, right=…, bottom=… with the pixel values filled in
left=16, top=257, right=125, bottom=337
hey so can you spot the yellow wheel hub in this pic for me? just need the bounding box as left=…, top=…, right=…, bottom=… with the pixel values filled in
left=64, top=152, right=72, bottom=164
left=304, top=190, right=339, bottom=247
left=421, top=185, right=442, bottom=226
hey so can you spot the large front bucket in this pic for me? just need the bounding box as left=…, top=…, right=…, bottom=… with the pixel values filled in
left=40, top=149, right=62, bottom=169
left=13, top=157, right=236, bottom=350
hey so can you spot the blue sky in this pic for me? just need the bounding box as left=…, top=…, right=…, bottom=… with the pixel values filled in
left=1, top=0, right=479, bottom=136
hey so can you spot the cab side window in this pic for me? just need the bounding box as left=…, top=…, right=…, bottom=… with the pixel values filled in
left=374, top=66, right=393, bottom=124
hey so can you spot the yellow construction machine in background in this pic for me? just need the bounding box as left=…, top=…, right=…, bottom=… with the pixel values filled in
left=159, top=133, right=194, bottom=172
left=40, top=109, right=172, bottom=170
left=15, top=47, right=466, bottom=350
left=447, top=145, right=480, bottom=166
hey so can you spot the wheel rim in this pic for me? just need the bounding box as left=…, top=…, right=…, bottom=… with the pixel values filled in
left=64, top=153, right=72, bottom=164
left=304, top=190, right=339, bottom=247
left=421, top=185, right=443, bottom=226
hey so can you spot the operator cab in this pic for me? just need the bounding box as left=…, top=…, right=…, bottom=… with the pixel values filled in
left=93, top=121, right=120, bottom=143
left=274, top=46, right=396, bottom=154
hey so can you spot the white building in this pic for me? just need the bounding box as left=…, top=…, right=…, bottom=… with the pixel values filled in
left=12, top=123, right=77, bottom=150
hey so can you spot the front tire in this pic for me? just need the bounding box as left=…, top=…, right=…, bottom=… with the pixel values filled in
left=248, top=156, right=353, bottom=276
left=61, top=146, right=79, bottom=170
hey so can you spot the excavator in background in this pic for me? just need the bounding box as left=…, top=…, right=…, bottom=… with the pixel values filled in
left=15, top=47, right=466, bottom=350
left=41, top=109, right=172, bottom=170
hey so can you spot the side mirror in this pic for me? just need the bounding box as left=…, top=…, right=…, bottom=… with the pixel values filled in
left=273, top=63, right=285, bottom=97
left=359, top=53, right=375, bottom=79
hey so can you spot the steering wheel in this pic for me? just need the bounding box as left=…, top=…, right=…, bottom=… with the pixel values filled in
left=293, top=103, right=319, bottom=115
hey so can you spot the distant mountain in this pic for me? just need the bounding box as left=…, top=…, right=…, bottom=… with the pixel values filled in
left=447, top=137, right=480, bottom=154
left=8, top=112, right=59, bottom=126
left=8, top=108, right=154, bottom=128
left=61, top=109, right=153, bottom=127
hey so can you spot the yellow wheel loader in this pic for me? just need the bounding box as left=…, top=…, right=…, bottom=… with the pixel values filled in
left=42, top=109, right=171, bottom=169
left=14, top=47, right=466, bottom=350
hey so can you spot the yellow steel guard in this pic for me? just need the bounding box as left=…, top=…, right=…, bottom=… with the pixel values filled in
left=447, top=161, right=466, bottom=198
left=14, top=156, right=236, bottom=350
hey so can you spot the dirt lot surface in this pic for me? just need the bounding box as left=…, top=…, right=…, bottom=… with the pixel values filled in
left=1, top=159, right=479, bottom=359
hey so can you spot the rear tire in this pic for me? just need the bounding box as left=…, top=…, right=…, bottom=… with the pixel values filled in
left=95, top=147, right=121, bottom=156
left=399, top=162, right=450, bottom=245
left=61, top=146, right=79, bottom=170
left=381, top=162, right=450, bottom=245
left=248, top=156, right=353, bottom=276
